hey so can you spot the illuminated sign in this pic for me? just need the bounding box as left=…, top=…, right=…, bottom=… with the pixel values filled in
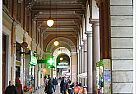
left=30, top=55, right=37, bottom=66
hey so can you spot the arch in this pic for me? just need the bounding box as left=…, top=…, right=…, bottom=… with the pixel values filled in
left=45, top=37, right=76, bottom=53
left=53, top=47, right=71, bottom=57
left=52, top=47, right=71, bottom=77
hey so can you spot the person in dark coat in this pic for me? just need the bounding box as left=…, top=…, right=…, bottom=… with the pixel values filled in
left=52, top=77, right=58, bottom=92
left=5, top=81, right=18, bottom=94
left=46, top=79, right=55, bottom=94
left=60, top=77, right=66, bottom=94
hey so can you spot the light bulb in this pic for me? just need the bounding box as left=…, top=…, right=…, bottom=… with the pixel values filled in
left=60, top=57, right=63, bottom=61
left=47, top=19, right=54, bottom=27
left=54, top=41, right=59, bottom=46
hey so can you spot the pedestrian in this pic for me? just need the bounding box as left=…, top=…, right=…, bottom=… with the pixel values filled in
left=5, top=81, right=18, bottom=94
left=15, top=77, right=23, bottom=94
left=44, top=82, right=48, bottom=93
left=52, top=77, right=58, bottom=92
left=68, top=80, right=73, bottom=94
left=46, top=79, right=55, bottom=94
left=60, top=77, right=66, bottom=94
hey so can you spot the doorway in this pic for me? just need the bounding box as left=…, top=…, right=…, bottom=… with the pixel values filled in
left=2, top=34, right=7, bottom=94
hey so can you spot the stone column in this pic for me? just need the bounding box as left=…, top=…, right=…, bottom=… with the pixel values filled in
left=11, top=21, right=17, bottom=84
left=81, top=44, right=84, bottom=85
left=92, top=19, right=100, bottom=93
left=92, top=19, right=100, bottom=64
left=77, top=49, right=80, bottom=82
left=71, top=52, right=77, bottom=82
left=78, top=48, right=82, bottom=83
left=83, top=40, right=87, bottom=86
left=79, top=46, right=82, bottom=83
left=86, top=31, right=93, bottom=93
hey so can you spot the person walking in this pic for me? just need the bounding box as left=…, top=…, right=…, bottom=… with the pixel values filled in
left=46, top=79, right=55, bottom=94
left=15, top=77, right=23, bottom=94
left=60, top=77, right=66, bottom=94
left=52, top=77, right=58, bottom=92
left=5, top=81, right=18, bottom=94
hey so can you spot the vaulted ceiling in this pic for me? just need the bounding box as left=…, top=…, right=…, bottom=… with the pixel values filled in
left=27, top=0, right=87, bottom=48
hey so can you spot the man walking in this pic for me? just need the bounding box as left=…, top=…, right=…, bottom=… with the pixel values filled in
left=52, top=77, right=58, bottom=92
left=5, top=81, right=18, bottom=94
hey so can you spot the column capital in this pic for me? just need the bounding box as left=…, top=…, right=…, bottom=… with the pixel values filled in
left=89, top=18, right=99, bottom=24
left=85, top=31, right=92, bottom=34
left=71, top=51, right=77, bottom=55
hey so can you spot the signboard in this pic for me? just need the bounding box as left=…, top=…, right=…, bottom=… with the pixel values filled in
left=104, top=70, right=111, bottom=81
left=37, top=60, right=47, bottom=64
left=57, top=62, right=69, bottom=68
left=57, top=65, right=69, bottom=68
left=30, top=55, right=37, bottom=66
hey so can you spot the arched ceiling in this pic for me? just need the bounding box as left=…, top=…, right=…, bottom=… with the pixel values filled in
left=27, top=0, right=87, bottom=51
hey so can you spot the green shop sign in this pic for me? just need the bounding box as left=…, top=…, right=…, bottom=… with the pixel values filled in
left=30, top=55, right=37, bottom=66
left=37, top=60, right=48, bottom=64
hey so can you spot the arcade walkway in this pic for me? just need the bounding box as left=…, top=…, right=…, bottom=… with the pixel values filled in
left=1, top=0, right=133, bottom=94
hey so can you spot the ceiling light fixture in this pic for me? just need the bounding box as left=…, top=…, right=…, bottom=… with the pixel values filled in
left=60, top=57, right=63, bottom=61
left=54, top=3, right=59, bottom=46
left=54, top=40, right=59, bottom=46
left=47, top=0, right=54, bottom=27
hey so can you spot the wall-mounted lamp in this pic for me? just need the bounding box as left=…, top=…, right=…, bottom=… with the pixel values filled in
left=21, top=41, right=28, bottom=49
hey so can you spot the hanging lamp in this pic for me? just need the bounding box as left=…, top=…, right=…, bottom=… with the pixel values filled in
left=54, top=3, right=59, bottom=46
left=47, top=0, right=54, bottom=27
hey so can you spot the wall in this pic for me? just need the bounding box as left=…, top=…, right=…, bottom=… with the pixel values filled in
left=110, top=0, right=133, bottom=93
